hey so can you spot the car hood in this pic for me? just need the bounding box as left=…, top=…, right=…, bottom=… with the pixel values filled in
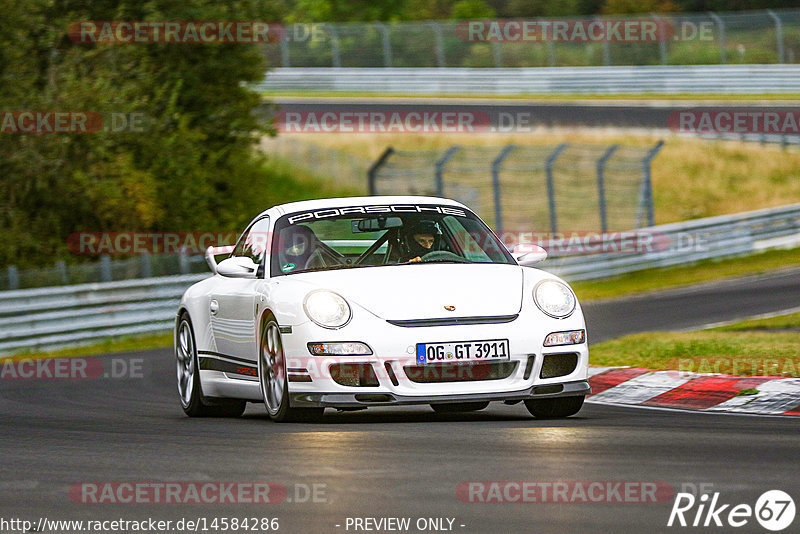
left=291, top=263, right=524, bottom=320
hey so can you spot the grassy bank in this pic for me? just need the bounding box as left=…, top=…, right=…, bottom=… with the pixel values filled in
left=590, top=312, right=800, bottom=377
left=570, top=247, right=800, bottom=301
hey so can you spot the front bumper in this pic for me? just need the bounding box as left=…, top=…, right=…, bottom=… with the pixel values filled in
left=290, top=379, right=591, bottom=409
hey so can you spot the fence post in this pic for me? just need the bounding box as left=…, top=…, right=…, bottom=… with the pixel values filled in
left=491, top=145, right=516, bottom=235
left=326, top=24, right=342, bottom=67
left=545, top=144, right=568, bottom=233
left=597, top=16, right=611, bottom=66
left=7, top=265, right=19, bottom=290
left=596, top=144, right=619, bottom=234
left=100, top=254, right=112, bottom=282
left=641, top=141, right=664, bottom=227
left=708, top=12, right=726, bottom=64
left=367, top=147, right=395, bottom=195
left=767, top=10, right=785, bottom=64
left=429, top=22, right=446, bottom=67
left=280, top=35, right=290, bottom=67
left=375, top=23, right=393, bottom=67
left=651, top=13, right=668, bottom=65
left=56, top=260, right=69, bottom=284
left=546, top=39, right=556, bottom=67
left=435, top=146, right=461, bottom=197
left=491, top=41, right=503, bottom=67
left=179, top=248, right=190, bottom=274
left=141, top=252, right=152, bottom=278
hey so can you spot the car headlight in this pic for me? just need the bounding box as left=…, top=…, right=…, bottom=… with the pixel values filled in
left=303, top=290, right=351, bottom=329
left=534, top=280, right=576, bottom=318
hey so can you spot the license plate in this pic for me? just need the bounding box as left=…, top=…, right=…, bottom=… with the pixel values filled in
left=416, top=339, right=510, bottom=365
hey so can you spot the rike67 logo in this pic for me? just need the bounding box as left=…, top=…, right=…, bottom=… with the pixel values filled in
left=668, top=490, right=795, bottom=531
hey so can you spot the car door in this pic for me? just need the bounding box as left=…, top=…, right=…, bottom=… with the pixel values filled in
left=210, top=216, right=270, bottom=363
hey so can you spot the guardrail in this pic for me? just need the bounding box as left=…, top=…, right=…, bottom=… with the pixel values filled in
left=256, top=65, right=800, bottom=95
left=0, top=203, right=798, bottom=355
left=0, top=274, right=207, bottom=355
left=545, top=202, right=800, bottom=280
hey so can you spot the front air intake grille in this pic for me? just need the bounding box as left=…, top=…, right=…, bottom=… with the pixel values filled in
left=403, top=361, right=518, bottom=383
left=330, top=363, right=380, bottom=387
left=387, top=315, right=518, bottom=328
left=540, top=353, right=579, bottom=379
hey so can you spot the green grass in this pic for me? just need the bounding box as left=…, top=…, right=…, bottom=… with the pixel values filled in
left=571, top=247, right=800, bottom=302
left=590, top=311, right=800, bottom=376
left=712, top=311, right=800, bottom=331
left=3, top=333, right=173, bottom=361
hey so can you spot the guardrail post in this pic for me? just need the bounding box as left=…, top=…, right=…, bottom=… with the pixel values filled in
left=491, top=145, right=516, bottom=235
left=375, top=23, right=393, bottom=67
left=708, top=12, right=726, bottom=64
left=429, top=22, right=446, bottom=67
left=435, top=146, right=461, bottom=197
left=767, top=10, right=785, bottom=64
left=326, top=24, right=342, bottom=67
left=639, top=140, right=664, bottom=227
left=100, top=254, right=112, bottom=282
left=545, top=143, right=569, bottom=233
left=367, top=147, right=395, bottom=195
left=596, top=144, right=619, bottom=234
left=7, top=265, right=19, bottom=290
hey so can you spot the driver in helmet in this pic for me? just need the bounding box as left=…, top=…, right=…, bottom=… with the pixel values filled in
left=399, top=221, right=438, bottom=263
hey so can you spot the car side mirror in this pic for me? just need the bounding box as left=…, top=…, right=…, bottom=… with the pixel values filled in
left=216, top=256, right=258, bottom=278
left=510, top=243, right=547, bottom=266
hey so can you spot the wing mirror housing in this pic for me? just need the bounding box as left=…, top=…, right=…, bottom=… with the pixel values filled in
left=216, top=256, right=259, bottom=278
left=509, top=243, right=547, bottom=266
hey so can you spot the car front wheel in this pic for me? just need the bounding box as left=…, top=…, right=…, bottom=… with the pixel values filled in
left=524, top=396, right=584, bottom=419
left=259, top=315, right=323, bottom=423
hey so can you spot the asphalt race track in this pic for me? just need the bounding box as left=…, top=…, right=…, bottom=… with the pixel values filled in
left=1, top=269, right=798, bottom=533
left=582, top=266, right=800, bottom=343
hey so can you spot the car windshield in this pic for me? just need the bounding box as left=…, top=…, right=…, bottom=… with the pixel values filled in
left=270, top=203, right=515, bottom=276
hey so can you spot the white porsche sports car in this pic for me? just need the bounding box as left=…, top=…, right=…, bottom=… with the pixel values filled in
left=175, top=196, right=589, bottom=422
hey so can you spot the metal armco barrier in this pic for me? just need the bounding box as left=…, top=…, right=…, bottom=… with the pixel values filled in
left=544, top=202, right=800, bottom=280
left=0, top=274, right=208, bottom=355
left=256, top=65, right=800, bottom=95
left=0, top=204, right=798, bottom=355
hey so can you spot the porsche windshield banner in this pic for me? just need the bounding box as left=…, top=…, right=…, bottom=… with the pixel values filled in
left=286, top=204, right=468, bottom=225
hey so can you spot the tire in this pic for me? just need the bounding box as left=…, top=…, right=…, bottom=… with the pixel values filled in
left=176, top=313, right=246, bottom=417
left=259, top=314, right=324, bottom=423
left=524, top=396, right=584, bottom=419
left=431, top=401, right=490, bottom=413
